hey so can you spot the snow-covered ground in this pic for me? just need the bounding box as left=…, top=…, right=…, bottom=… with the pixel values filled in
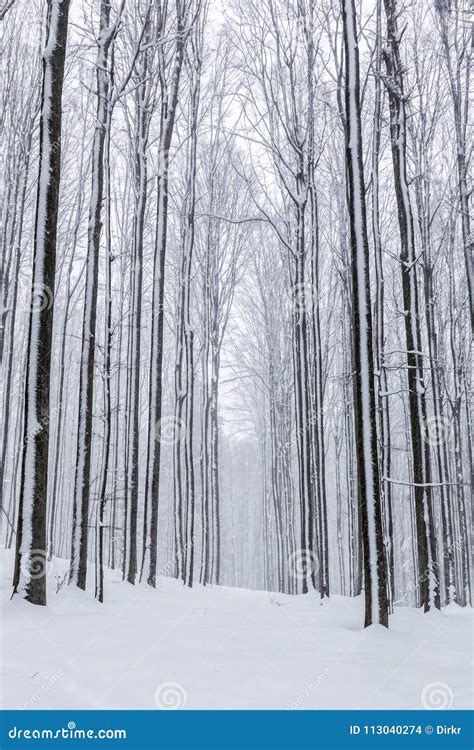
left=1, top=550, right=472, bottom=711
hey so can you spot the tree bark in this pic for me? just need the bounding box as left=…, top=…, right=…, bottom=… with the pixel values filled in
left=141, top=3, right=189, bottom=587
left=342, top=0, right=389, bottom=627
left=13, top=0, right=71, bottom=605
left=382, top=0, right=440, bottom=611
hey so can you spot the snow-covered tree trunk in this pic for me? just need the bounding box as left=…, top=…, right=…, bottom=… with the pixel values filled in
left=382, top=0, right=440, bottom=612
left=5, top=368, right=25, bottom=550
left=124, top=14, right=151, bottom=586
left=436, top=0, right=473, bottom=329
left=341, top=0, right=389, bottom=627
left=339, top=240, right=361, bottom=598
left=173, top=25, right=203, bottom=586
left=303, top=0, right=329, bottom=598
left=371, top=0, right=394, bottom=608
left=109, top=256, right=126, bottom=572
left=292, top=195, right=315, bottom=596
left=95, top=81, right=116, bottom=603
left=198, top=184, right=226, bottom=588
left=48, top=214, right=85, bottom=560
left=12, top=0, right=71, bottom=605
left=69, top=0, right=114, bottom=590
left=141, top=2, right=189, bottom=588
left=47, top=119, right=88, bottom=560
left=0, top=124, right=35, bottom=529
left=408, top=34, right=455, bottom=605
left=199, top=236, right=212, bottom=584
left=446, top=233, right=471, bottom=605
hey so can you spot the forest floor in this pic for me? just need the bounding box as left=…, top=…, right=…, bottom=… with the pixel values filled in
left=1, top=550, right=472, bottom=710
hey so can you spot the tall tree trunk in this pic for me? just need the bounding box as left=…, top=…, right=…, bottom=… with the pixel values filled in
left=125, top=27, right=150, bottom=586
left=436, top=0, right=473, bottom=329
left=371, top=0, right=394, bottom=608
left=408, top=42, right=455, bottom=605
left=141, top=6, right=188, bottom=587
left=95, top=89, right=115, bottom=603
left=0, top=145, right=32, bottom=526
left=173, top=30, right=202, bottom=587
left=301, top=0, right=329, bottom=599
left=12, top=0, right=71, bottom=605
left=382, top=0, right=440, bottom=611
left=341, top=0, right=389, bottom=627
left=69, top=0, right=113, bottom=590
left=292, top=192, right=314, bottom=595
left=48, top=140, right=87, bottom=560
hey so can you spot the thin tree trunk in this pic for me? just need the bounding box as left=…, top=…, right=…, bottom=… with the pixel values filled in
left=382, top=0, right=440, bottom=611
left=141, top=7, right=188, bottom=587
left=69, top=0, right=114, bottom=589
left=436, top=1, right=473, bottom=329
left=342, top=0, right=389, bottom=627
left=371, top=0, right=394, bottom=608
left=125, top=27, right=150, bottom=586
left=173, top=30, right=202, bottom=587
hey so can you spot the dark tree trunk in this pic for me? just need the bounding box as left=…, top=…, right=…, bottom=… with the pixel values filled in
left=371, top=0, right=394, bottom=608
left=13, top=0, right=71, bottom=605
left=173, top=30, right=202, bottom=587
left=69, top=0, right=113, bottom=590
left=382, top=0, right=440, bottom=612
left=141, top=8, right=187, bottom=587
left=341, top=0, right=389, bottom=627
left=125, top=25, right=150, bottom=586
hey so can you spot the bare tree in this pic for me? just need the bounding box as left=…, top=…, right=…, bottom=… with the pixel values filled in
left=341, top=0, right=389, bottom=627
left=173, top=15, right=205, bottom=586
left=12, top=0, right=71, bottom=605
left=69, top=0, right=119, bottom=590
left=141, top=0, right=199, bottom=588
left=382, top=0, right=440, bottom=612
